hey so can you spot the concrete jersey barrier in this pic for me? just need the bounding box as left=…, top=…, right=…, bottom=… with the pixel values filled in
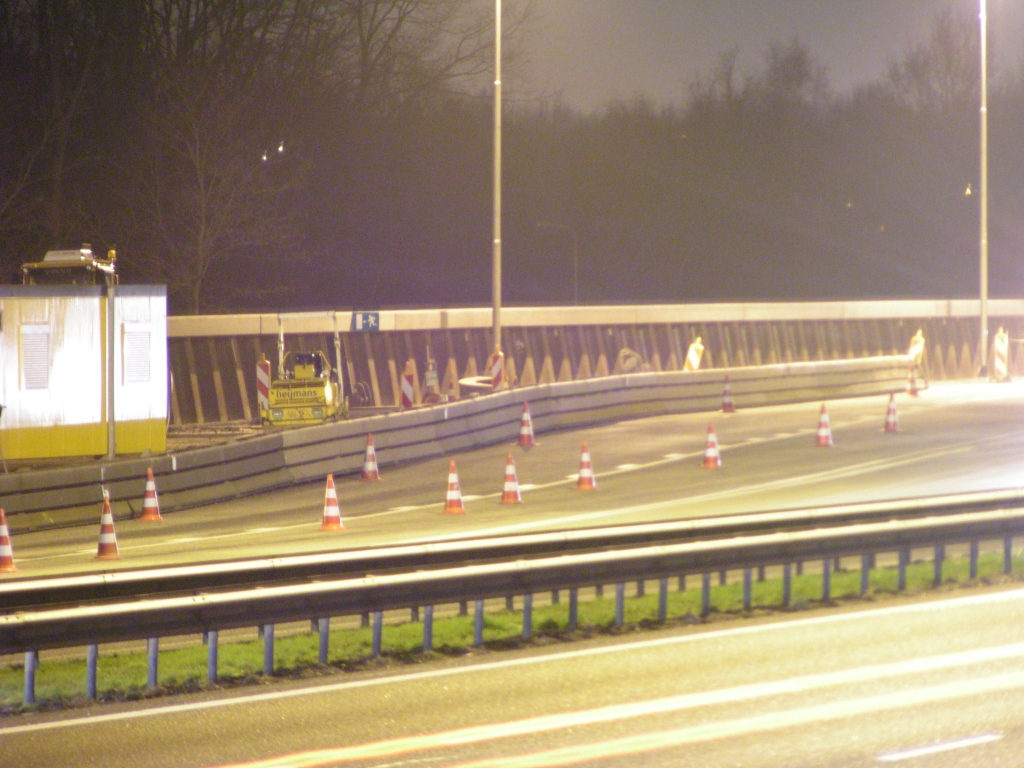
left=0, top=356, right=910, bottom=531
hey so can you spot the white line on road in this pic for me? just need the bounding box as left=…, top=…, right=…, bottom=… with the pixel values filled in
left=4, top=586, right=1024, bottom=736
left=877, top=734, right=1002, bottom=762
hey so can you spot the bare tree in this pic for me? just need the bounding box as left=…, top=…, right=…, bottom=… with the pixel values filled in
left=887, top=8, right=980, bottom=112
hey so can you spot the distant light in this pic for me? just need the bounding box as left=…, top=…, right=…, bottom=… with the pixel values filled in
left=262, top=151, right=268, bottom=162
left=878, top=224, right=885, bottom=233
left=965, top=183, right=972, bottom=196
left=278, top=142, right=284, bottom=153
left=845, top=200, right=853, bottom=209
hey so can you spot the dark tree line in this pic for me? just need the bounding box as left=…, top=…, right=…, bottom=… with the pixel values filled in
left=0, top=4, right=1020, bottom=313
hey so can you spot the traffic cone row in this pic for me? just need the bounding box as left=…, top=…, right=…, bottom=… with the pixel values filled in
left=884, top=393, right=899, bottom=433
left=95, top=490, right=120, bottom=560
left=702, top=423, right=722, bottom=468
left=577, top=442, right=597, bottom=490
left=721, top=376, right=736, bottom=413
left=361, top=434, right=380, bottom=481
left=321, top=474, right=344, bottom=530
left=0, top=509, right=16, bottom=573
left=815, top=404, right=833, bottom=448
left=139, top=467, right=162, bottom=521
left=501, top=453, right=522, bottom=504
left=518, top=402, right=535, bottom=448
left=1, top=393, right=914, bottom=575
left=443, top=460, right=466, bottom=514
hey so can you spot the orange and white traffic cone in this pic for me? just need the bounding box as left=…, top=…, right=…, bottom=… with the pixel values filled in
left=139, top=467, right=162, bottom=521
left=907, top=364, right=920, bottom=397
left=361, top=434, right=380, bottom=481
left=702, top=423, right=722, bottom=468
left=95, top=490, right=120, bottom=560
left=517, top=402, right=535, bottom=448
left=884, top=393, right=899, bottom=433
left=443, top=460, right=466, bottom=514
left=815, top=404, right=833, bottom=447
left=721, top=376, right=736, bottom=413
left=0, top=508, right=16, bottom=573
left=577, top=442, right=597, bottom=490
left=321, top=474, right=344, bottom=530
left=501, top=453, right=522, bottom=504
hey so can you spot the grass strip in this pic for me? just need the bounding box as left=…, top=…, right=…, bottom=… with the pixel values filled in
left=1, top=550, right=1019, bottom=713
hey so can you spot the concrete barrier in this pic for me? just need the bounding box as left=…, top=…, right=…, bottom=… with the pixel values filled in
left=0, top=356, right=910, bottom=532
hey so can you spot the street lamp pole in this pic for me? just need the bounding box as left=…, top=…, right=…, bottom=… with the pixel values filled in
left=491, top=0, right=502, bottom=351
left=979, top=0, right=989, bottom=376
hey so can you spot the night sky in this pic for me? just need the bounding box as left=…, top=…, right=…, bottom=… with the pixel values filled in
left=525, top=0, right=1024, bottom=112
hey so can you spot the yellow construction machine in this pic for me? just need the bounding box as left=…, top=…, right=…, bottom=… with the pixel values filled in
left=261, top=350, right=341, bottom=427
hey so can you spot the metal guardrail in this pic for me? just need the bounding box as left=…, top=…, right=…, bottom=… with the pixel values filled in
left=3, top=488, right=1023, bottom=612
left=3, top=509, right=1022, bottom=655
left=4, top=505, right=1022, bottom=705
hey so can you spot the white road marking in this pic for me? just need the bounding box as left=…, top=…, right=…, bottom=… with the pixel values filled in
left=442, top=679, right=1018, bottom=768
left=877, top=734, right=1002, bottom=762
left=4, top=586, right=1024, bottom=736
left=616, top=464, right=640, bottom=470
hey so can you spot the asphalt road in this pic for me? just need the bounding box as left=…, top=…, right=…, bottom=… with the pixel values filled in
left=4, top=580, right=1024, bottom=766
left=8, top=381, right=1024, bottom=577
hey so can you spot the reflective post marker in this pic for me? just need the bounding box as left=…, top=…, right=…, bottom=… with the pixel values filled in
left=207, top=631, right=218, bottom=683
left=423, top=606, right=434, bottom=651
left=318, top=617, right=330, bottom=664
left=782, top=563, right=792, bottom=608
left=147, top=638, right=158, bottom=690
left=86, top=645, right=98, bottom=700
left=24, top=650, right=37, bottom=705
left=371, top=612, right=383, bottom=657
left=474, top=599, right=485, bottom=646
left=263, top=624, right=275, bottom=674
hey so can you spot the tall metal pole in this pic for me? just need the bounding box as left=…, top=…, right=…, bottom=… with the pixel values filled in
left=491, top=0, right=502, bottom=351
left=979, top=0, right=989, bottom=375
left=106, top=283, right=116, bottom=459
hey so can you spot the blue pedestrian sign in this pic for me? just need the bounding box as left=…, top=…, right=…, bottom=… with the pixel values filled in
left=351, top=312, right=380, bottom=331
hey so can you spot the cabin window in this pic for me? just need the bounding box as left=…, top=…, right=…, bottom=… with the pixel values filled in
left=123, top=327, right=151, bottom=384
left=20, top=325, right=50, bottom=390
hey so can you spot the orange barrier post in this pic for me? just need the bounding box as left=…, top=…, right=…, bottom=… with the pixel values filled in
left=518, top=402, right=535, bottom=448
left=721, top=375, right=736, bottom=413
left=884, top=393, right=899, bottom=433
left=0, top=508, right=16, bottom=573
left=95, top=491, right=120, bottom=560
left=501, top=453, right=522, bottom=504
left=361, top=434, right=381, bottom=481
left=139, top=467, right=163, bottom=521
left=577, top=442, right=596, bottom=490
left=702, top=423, right=722, bottom=468
left=443, top=460, right=466, bottom=514
left=816, top=404, right=833, bottom=447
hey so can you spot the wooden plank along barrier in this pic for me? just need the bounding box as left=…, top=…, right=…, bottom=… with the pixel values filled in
left=166, top=301, right=1024, bottom=425
left=1, top=356, right=908, bottom=530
